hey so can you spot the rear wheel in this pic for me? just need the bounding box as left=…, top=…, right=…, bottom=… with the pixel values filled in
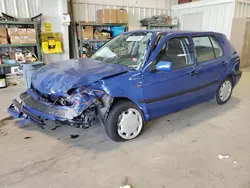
left=104, top=100, right=144, bottom=142
left=214, top=78, right=233, bottom=105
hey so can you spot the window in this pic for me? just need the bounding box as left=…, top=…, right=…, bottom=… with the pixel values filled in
left=91, top=32, right=152, bottom=69
left=210, top=37, right=223, bottom=58
left=193, top=36, right=224, bottom=63
left=193, top=36, right=215, bottom=63
left=156, top=37, right=193, bottom=69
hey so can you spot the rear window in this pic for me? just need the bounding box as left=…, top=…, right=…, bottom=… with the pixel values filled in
left=192, top=36, right=224, bottom=63
left=210, top=37, right=224, bottom=58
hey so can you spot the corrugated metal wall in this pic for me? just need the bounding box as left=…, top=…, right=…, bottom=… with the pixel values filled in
left=73, top=2, right=173, bottom=26
left=172, top=0, right=235, bottom=38
left=0, top=0, right=40, bottom=18
left=235, top=0, right=250, bottom=18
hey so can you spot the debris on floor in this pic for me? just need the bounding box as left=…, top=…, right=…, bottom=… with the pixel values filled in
left=51, top=125, right=60, bottom=130
left=70, top=134, right=79, bottom=139
left=0, top=130, right=7, bottom=136
left=218, top=154, right=230, bottom=159
left=120, top=177, right=133, bottom=188
left=24, top=136, right=31, bottom=139
left=120, top=185, right=132, bottom=188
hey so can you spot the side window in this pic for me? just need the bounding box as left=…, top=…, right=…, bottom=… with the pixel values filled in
left=193, top=36, right=215, bottom=63
left=210, top=37, right=224, bottom=58
left=156, top=37, right=193, bottom=69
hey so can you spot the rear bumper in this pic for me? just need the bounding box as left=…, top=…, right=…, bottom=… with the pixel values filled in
left=234, top=70, right=242, bottom=86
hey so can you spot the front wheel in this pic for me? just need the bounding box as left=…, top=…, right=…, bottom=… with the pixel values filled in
left=214, top=78, right=233, bottom=105
left=104, top=101, right=144, bottom=142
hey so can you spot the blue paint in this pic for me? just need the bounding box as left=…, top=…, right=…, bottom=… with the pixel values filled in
left=155, top=61, right=172, bottom=71
left=31, top=58, right=130, bottom=97
left=9, top=30, right=242, bottom=125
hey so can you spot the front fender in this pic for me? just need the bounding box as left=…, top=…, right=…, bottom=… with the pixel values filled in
left=89, top=71, right=150, bottom=121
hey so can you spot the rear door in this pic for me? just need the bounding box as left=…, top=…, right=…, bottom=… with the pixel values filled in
left=192, top=35, right=228, bottom=101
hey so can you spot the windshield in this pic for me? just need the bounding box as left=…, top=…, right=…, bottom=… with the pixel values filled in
left=90, top=32, right=153, bottom=69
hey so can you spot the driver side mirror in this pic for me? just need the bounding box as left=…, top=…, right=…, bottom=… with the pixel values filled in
left=155, top=60, right=172, bottom=72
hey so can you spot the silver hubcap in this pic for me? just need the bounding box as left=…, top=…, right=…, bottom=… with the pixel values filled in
left=219, top=80, right=232, bottom=102
left=117, top=108, right=143, bottom=140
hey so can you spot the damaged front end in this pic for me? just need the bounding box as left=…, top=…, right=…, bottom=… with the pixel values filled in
left=8, top=86, right=113, bottom=128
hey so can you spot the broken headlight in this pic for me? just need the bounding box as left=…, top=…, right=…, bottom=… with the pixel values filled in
left=66, top=86, right=106, bottom=108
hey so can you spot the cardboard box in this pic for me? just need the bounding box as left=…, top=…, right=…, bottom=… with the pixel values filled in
left=166, top=16, right=173, bottom=25
left=18, top=28, right=27, bottom=36
left=116, top=9, right=128, bottom=23
left=0, top=37, right=8, bottom=44
left=27, top=28, right=36, bottom=37
left=97, top=9, right=116, bottom=23
left=82, top=26, right=93, bottom=39
left=10, top=36, right=20, bottom=44
left=128, top=26, right=147, bottom=31
left=28, top=38, right=37, bottom=43
left=0, top=28, right=7, bottom=37
left=8, top=28, right=19, bottom=36
left=27, top=29, right=36, bottom=43
left=230, top=17, right=250, bottom=68
left=19, top=36, right=29, bottom=44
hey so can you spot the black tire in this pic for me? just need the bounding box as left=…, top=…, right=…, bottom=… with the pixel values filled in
left=214, top=77, right=233, bottom=105
left=104, top=100, right=144, bottom=142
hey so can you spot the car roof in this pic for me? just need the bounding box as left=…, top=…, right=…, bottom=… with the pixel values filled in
left=125, top=29, right=222, bottom=36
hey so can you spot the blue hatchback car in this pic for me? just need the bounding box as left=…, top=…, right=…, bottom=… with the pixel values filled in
left=9, top=30, right=242, bottom=141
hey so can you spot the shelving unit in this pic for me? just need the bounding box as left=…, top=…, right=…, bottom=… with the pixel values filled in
left=0, top=43, right=37, bottom=48
left=0, top=20, right=41, bottom=60
left=147, top=23, right=179, bottom=29
left=77, top=22, right=127, bottom=57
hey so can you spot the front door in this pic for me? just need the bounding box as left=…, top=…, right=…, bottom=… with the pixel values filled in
left=192, top=35, right=228, bottom=101
left=142, top=35, right=200, bottom=119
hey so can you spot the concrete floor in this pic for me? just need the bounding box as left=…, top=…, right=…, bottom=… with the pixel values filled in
left=0, top=68, right=250, bottom=188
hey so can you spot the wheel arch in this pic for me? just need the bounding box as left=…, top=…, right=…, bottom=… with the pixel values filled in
left=110, top=97, right=149, bottom=121
left=225, top=73, right=235, bottom=87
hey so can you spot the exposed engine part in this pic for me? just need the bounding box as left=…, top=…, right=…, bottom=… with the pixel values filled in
left=58, top=97, right=72, bottom=106
left=70, top=107, right=96, bottom=129
left=68, top=94, right=113, bottom=129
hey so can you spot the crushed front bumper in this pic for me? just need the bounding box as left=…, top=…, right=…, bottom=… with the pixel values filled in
left=8, top=99, right=45, bottom=127
left=8, top=90, right=86, bottom=127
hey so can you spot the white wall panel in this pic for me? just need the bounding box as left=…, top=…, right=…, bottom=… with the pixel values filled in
left=73, top=2, right=173, bottom=26
left=235, top=0, right=250, bottom=18
left=172, top=0, right=235, bottom=38
left=0, top=0, right=40, bottom=18
left=74, top=0, right=178, bottom=9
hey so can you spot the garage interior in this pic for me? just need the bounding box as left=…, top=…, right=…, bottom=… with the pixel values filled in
left=0, top=0, right=250, bottom=187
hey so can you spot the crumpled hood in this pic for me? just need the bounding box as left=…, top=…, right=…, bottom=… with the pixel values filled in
left=31, top=58, right=130, bottom=96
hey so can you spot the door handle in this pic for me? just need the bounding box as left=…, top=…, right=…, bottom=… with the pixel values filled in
left=190, top=70, right=199, bottom=76
left=221, top=61, right=227, bottom=66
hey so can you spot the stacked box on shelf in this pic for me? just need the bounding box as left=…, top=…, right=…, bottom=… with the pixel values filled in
left=8, top=28, right=37, bottom=44
left=27, top=29, right=36, bottom=43
left=97, top=9, right=117, bottom=23
left=18, top=28, right=29, bottom=44
left=82, top=26, right=94, bottom=39
left=116, top=9, right=128, bottom=23
left=8, top=28, right=20, bottom=44
left=0, top=28, right=8, bottom=44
